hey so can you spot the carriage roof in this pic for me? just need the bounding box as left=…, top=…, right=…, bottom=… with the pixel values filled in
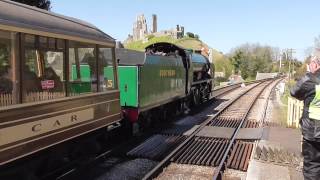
left=0, top=0, right=115, bottom=46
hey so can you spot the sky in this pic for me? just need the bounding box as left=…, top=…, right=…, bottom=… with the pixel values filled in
left=52, top=0, right=320, bottom=60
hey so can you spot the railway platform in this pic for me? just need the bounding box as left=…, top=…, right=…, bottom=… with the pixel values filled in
left=245, top=128, right=302, bottom=180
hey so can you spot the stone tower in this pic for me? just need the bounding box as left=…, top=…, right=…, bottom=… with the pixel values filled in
left=133, top=14, right=148, bottom=41
left=152, top=14, right=157, bottom=33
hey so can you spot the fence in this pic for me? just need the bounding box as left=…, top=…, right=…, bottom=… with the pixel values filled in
left=24, top=92, right=65, bottom=102
left=287, top=96, right=303, bottom=128
left=0, top=91, right=85, bottom=107
left=0, top=93, right=14, bottom=107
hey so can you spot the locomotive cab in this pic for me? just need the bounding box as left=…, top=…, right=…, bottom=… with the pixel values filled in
left=145, top=42, right=191, bottom=94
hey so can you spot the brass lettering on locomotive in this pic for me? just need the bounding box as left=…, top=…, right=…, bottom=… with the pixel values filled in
left=159, top=69, right=176, bottom=77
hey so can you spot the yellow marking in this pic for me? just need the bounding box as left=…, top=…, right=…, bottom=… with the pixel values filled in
left=159, top=69, right=176, bottom=77
left=107, top=80, right=113, bottom=88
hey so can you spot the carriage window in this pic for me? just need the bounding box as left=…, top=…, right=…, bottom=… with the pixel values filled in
left=69, top=41, right=97, bottom=96
left=99, top=47, right=115, bottom=91
left=0, top=30, right=19, bottom=107
left=48, top=38, right=56, bottom=49
left=57, top=39, right=65, bottom=50
left=25, top=34, right=35, bottom=47
left=22, top=34, right=65, bottom=103
left=39, top=36, right=47, bottom=48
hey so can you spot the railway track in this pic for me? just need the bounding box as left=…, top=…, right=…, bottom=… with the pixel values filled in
left=46, top=80, right=269, bottom=180
left=142, top=78, right=280, bottom=180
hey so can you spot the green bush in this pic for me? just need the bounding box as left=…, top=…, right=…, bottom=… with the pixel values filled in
left=146, top=34, right=155, bottom=40
left=186, top=32, right=195, bottom=38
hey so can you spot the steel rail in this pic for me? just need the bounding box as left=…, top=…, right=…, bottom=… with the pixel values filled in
left=212, top=79, right=277, bottom=180
left=212, top=78, right=272, bottom=98
left=142, top=79, right=272, bottom=180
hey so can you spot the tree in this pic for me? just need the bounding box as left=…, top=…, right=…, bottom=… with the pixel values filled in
left=315, top=35, right=320, bottom=49
left=11, top=0, right=51, bottom=10
left=0, top=44, right=9, bottom=75
left=229, top=50, right=243, bottom=74
left=186, top=32, right=195, bottom=38
left=228, top=43, right=278, bottom=80
left=214, top=55, right=233, bottom=79
left=146, top=34, right=155, bottom=40
left=304, top=34, right=320, bottom=57
left=292, top=58, right=305, bottom=80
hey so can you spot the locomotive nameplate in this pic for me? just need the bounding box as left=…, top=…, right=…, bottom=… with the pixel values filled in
left=159, top=69, right=176, bottom=77
left=0, top=108, right=94, bottom=147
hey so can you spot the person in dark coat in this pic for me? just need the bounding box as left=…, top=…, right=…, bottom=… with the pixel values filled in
left=0, top=66, right=12, bottom=94
left=290, top=49, right=320, bottom=180
left=43, top=67, right=63, bottom=92
left=23, top=65, right=40, bottom=93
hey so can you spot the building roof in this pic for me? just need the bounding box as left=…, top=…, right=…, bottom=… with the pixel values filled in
left=0, top=0, right=115, bottom=46
left=256, top=73, right=278, bottom=80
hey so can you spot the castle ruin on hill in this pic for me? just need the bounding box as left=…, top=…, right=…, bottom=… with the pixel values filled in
left=125, top=14, right=185, bottom=43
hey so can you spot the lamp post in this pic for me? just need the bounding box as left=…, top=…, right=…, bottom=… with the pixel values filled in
left=286, top=48, right=295, bottom=88
left=279, top=53, right=282, bottom=73
left=286, top=50, right=291, bottom=83
left=281, top=49, right=290, bottom=87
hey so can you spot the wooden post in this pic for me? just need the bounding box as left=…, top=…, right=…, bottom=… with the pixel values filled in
left=287, top=96, right=303, bottom=128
